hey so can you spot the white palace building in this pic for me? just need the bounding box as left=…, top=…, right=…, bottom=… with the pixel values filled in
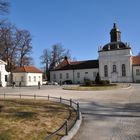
left=50, top=23, right=140, bottom=84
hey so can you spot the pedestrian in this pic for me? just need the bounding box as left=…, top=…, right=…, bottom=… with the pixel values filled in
left=19, top=81, right=21, bottom=88
left=38, top=81, right=40, bottom=89
left=12, top=81, right=15, bottom=88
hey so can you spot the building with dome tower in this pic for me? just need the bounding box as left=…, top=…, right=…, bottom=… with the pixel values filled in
left=50, top=23, right=140, bottom=83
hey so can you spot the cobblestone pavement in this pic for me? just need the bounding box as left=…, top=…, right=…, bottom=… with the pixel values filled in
left=0, top=84, right=140, bottom=140
left=72, top=84, right=140, bottom=140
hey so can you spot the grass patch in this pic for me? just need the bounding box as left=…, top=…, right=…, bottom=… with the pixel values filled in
left=63, top=84, right=118, bottom=91
left=0, top=99, right=76, bottom=140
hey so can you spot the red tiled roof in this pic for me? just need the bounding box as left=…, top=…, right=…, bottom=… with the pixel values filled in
left=132, top=56, right=140, bottom=66
left=13, top=66, right=42, bottom=73
left=55, top=58, right=70, bottom=69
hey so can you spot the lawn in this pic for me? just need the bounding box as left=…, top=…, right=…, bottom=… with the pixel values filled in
left=0, top=99, right=76, bottom=140
left=63, top=84, right=119, bottom=91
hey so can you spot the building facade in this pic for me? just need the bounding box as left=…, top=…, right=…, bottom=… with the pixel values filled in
left=13, top=66, right=43, bottom=86
left=50, top=23, right=140, bottom=84
left=0, top=60, right=9, bottom=87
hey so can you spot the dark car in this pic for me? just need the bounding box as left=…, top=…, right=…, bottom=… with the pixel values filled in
left=62, top=80, right=72, bottom=84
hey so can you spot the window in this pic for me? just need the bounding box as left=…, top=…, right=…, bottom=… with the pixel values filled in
left=85, top=72, right=88, bottom=74
left=5, top=75, right=8, bottom=82
left=113, top=65, right=117, bottom=72
left=122, top=64, right=126, bottom=76
left=53, top=74, right=56, bottom=80
left=29, top=76, right=31, bottom=82
left=77, top=72, right=80, bottom=78
left=60, top=73, right=62, bottom=79
left=39, top=76, right=41, bottom=80
left=66, top=73, right=69, bottom=79
left=21, top=76, right=24, bottom=82
left=104, top=65, right=108, bottom=77
left=136, top=69, right=140, bottom=75
left=34, top=76, right=36, bottom=82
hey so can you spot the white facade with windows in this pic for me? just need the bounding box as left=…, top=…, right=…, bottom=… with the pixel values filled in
left=0, top=60, right=9, bottom=87
left=133, top=66, right=140, bottom=83
left=12, top=66, right=42, bottom=86
left=99, top=49, right=133, bottom=82
left=50, top=68, right=98, bottom=84
left=50, top=23, right=140, bottom=84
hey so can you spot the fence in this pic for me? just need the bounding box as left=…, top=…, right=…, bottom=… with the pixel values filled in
left=0, top=93, right=80, bottom=140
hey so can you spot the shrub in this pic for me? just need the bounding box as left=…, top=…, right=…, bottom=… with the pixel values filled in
left=99, top=80, right=110, bottom=86
left=84, top=79, right=92, bottom=86
left=95, top=72, right=101, bottom=84
left=105, top=80, right=110, bottom=84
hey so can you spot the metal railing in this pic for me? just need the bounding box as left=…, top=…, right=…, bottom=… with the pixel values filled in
left=0, top=93, right=80, bottom=140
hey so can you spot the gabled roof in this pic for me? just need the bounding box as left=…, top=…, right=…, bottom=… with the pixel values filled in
left=52, top=59, right=99, bottom=71
left=0, top=60, right=7, bottom=65
left=132, top=56, right=140, bottom=66
left=13, top=66, right=42, bottom=73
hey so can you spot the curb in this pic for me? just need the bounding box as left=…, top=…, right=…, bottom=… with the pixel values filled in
left=61, top=112, right=82, bottom=140
left=122, top=84, right=132, bottom=89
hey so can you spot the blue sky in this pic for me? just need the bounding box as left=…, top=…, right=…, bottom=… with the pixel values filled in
left=6, top=0, right=140, bottom=67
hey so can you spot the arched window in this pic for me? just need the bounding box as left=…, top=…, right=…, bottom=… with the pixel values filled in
left=113, top=65, right=116, bottom=72
left=104, top=65, right=108, bottom=77
left=122, top=64, right=126, bottom=76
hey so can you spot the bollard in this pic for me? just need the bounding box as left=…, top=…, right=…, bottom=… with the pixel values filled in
left=77, top=102, right=80, bottom=120
left=70, top=99, right=72, bottom=107
left=65, top=120, right=68, bottom=135
left=60, top=97, right=62, bottom=103
left=4, top=93, right=5, bottom=99
left=20, top=94, right=21, bottom=99
left=34, top=94, right=36, bottom=100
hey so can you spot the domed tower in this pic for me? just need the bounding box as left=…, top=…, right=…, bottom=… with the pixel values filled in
left=98, top=23, right=132, bottom=83
left=110, top=23, right=121, bottom=42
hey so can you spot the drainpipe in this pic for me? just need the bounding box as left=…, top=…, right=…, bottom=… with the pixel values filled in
left=132, top=65, right=134, bottom=82
left=73, top=69, right=75, bottom=84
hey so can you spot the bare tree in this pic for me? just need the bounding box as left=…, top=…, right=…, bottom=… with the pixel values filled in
left=16, top=29, right=32, bottom=66
left=40, top=48, right=51, bottom=79
left=0, top=22, right=16, bottom=71
left=49, top=43, right=71, bottom=70
left=0, top=0, right=9, bottom=14
left=40, top=43, right=72, bottom=80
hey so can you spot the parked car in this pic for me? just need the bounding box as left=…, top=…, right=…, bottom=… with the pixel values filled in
left=62, top=80, right=72, bottom=84
left=42, top=80, right=48, bottom=85
left=47, top=81, right=58, bottom=85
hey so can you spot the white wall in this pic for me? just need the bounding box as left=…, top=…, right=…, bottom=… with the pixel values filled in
left=0, top=61, right=9, bottom=87
left=50, top=68, right=99, bottom=84
left=99, top=49, right=133, bottom=82
left=13, top=72, right=42, bottom=86
left=133, top=66, right=140, bottom=82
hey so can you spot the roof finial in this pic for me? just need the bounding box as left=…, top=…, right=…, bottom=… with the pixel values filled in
left=113, top=22, right=117, bottom=28
left=64, top=56, right=68, bottom=60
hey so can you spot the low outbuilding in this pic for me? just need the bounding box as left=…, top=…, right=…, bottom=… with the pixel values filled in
left=12, top=66, right=43, bottom=86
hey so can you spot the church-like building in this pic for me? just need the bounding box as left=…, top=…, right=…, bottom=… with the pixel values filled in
left=50, top=23, right=140, bottom=83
